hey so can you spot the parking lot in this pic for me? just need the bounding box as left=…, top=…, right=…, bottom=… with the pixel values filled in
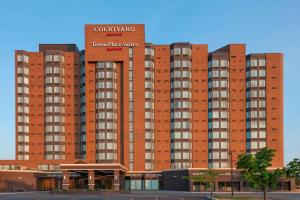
left=0, top=191, right=300, bottom=200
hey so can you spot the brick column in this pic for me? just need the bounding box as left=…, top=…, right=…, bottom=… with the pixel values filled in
left=88, top=170, right=95, bottom=190
left=215, top=180, right=219, bottom=192
left=113, top=170, right=120, bottom=191
left=189, top=180, right=194, bottom=191
left=62, top=170, right=70, bottom=191
left=240, top=181, right=243, bottom=191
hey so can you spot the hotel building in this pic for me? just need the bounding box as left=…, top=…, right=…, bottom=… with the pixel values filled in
left=0, top=24, right=286, bottom=191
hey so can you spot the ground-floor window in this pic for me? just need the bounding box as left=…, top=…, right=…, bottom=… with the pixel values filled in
left=125, top=179, right=159, bottom=190
left=145, top=180, right=159, bottom=190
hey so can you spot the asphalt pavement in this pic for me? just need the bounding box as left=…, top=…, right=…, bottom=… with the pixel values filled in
left=0, top=191, right=299, bottom=200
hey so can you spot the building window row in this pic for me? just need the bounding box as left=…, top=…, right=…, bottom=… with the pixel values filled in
left=247, top=59, right=266, bottom=67
left=171, top=47, right=191, bottom=56
left=17, top=66, right=29, bottom=75
left=45, top=66, right=64, bottom=75
left=208, top=59, right=228, bottom=68
left=45, top=55, right=64, bottom=63
left=171, top=70, right=192, bottom=78
left=171, top=60, right=192, bottom=68
left=17, top=55, right=29, bottom=63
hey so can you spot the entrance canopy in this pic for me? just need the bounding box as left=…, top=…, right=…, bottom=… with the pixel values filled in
left=59, top=163, right=127, bottom=191
left=60, top=163, right=127, bottom=172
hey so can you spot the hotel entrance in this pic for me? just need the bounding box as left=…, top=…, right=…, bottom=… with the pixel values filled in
left=94, top=171, right=115, bottom=190
left=36, top=174, right=62, bottom=191
left=69, top=171, right=88, bottom=190
left=60, top=163, right=127, bottom=191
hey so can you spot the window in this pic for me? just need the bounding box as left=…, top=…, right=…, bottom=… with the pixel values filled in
left=251, top=131, right=258, bottom=138
left=182, top=81, right=191, bottom=88
left=220, top=91, right=227, bottom=98
left=220, top=80, right=227, bottom=88
left=250, top=100, right=258, bottom=108
left=212, top=60, right=219, bottom=67
left=251, top=120, right=258, bottom=128
left=259, top=111, right=266, bottom=118
left=210, top=71, right=219, bottom=78
left=182, top=91, right=191, bottom=98
left=221, top=152, right=228, bottom=159
left=145, top=92, right=154, bottom=99
left=96, top=62, right=105, bottom=69
left=145, top=102, right=154, bottom=109
left=251, top=59, right=258, bottom=66
left=182, top=71, right=191, bottom=78
left=182, top=132, right=191, bottom=139
left=220, top=101, right=228, bottom=108
left=145, top=132, right=154, bottom=139
left=221, top=142, right=228, bottom=149
left=17, top=67, right=29, bottom=75
left=145, top=142, right=154, bottom=150
left=212, top=142, right=219, bottom=149
left=212, top=91, right=219, bottom=98
left=182, top=48, right=191, bottom=56
left=258, top=59, right=266, bottom=66
left=145, top=153, right=154, bottom=160
left=251, top=142, right=258, bottom=149
left=53, top=55, right=60, bottom=62
left=174, top=48, right=181, bottom=55
left=212, top=80, right=219, bottom=88
left=220, top=60, right=228, bottom=67
left=129, top=48, right=133, bottom=57
left=212, top=152, right=219, bottom=159
left=259, top=120, right=266, bottom=128
left=182, top=112, right=191, bottom=119
left=259, top=69, right=266, bottom=77
left=182, top=60, right=191, bottom=68
left=220, top=121, right=227, bottom=128
left=107, top=153, right=117, bottom=160
left=172, top=71, right=181, bottom=78
left=145, top=48, right=154, bottom=56
left=250, top=80, right=258, bottom=87
left=106, top=143, right=117, bottom=150
left=45, top=55, right=52, bottom=62
left=220, top=70, right=228, bottom=77
left=259, top=100, right=266, bottom=108
left=251, top=70, right=258, bottom=77
left=209, top=122, right=219, bottom=129
left=259, top=80, right=265, bottom=87
left=220, top=111, right=228, bottom=119
left=259, top=131, right=266, bottom=138
left=145, top=61, right=152, bottom=68
left=250, top=111, right=258, bottom=118
left=145, top=71, right=154, bottom=79
left=259, top=141, right=266, bottom=148
left=209, top=111, right=219, bottom=119
left=259, top=90, right=266, bottom=97
left=17, top=55, right=29, bottom=63
left=220, top=131, right=227, bottom=138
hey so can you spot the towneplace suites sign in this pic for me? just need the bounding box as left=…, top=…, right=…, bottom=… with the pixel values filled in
left=92, top=41, right=138, bottom=47
left=91, top=26, right=138, bottom=51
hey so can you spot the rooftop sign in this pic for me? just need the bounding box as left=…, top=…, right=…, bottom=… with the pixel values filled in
left=93, top=26, right=136, bottom=32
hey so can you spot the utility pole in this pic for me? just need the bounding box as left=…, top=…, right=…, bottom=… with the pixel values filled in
left=229, top=151, right=234, bottom=197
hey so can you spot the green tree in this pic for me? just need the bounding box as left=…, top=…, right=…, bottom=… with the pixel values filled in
left=184, top=170, right=221, bottom=200
left=285, top=158, right=300, bottom=178
left=237, top=147, right=284, bottom=200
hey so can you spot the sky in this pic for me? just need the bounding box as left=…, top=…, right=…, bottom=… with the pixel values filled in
left=0, top=0, right=299, bottom=164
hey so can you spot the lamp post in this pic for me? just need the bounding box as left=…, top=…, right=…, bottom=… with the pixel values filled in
left=228, top=151, right=234, bottom=197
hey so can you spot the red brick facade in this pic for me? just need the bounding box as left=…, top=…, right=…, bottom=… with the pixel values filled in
left=0, top=24, right=284, bottom=191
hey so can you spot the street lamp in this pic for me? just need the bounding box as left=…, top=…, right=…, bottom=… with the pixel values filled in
left=228, top=151, right=234, bottom=197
